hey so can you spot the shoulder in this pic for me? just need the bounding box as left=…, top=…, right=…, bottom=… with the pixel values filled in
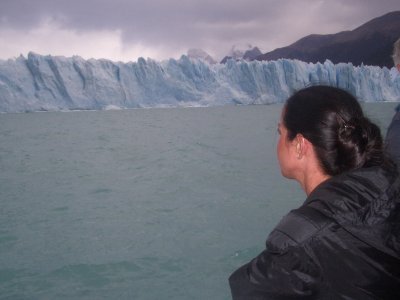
left=267, top=167, right=399, bottom=252
left=267, top=205, right=332, bottom=252
left=305, top=166, right=400, bottom=218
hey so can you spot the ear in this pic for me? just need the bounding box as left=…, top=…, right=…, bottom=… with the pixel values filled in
left=295, top=134, right=305, bottom=159
left=397, top=63, right=400, bottom=72
left=295, top=134, right=313, bottom=159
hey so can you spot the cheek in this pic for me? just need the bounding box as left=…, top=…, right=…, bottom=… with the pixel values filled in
left=276, top=136, right=285, bottom=164
left=277, top=136, right=294, bottom=178
left=276, top=138, right=281, bottom=157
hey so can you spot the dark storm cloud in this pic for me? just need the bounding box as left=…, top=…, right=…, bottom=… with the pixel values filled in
left=0, top=0, right=282, bottom=40
left=0, top=0, right=399, bottom=60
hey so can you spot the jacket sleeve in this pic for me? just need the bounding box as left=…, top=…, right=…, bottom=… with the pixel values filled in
left=229, top=207, right=327, bottom=300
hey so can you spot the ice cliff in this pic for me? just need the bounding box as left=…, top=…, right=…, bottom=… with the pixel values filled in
left=0, top=52, right=399, bottom=113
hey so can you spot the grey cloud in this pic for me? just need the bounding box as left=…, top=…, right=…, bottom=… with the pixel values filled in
left=0, top=0, right=399, bottom=60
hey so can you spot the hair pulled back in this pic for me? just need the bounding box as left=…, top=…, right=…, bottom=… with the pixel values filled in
left=283, top=86, right=385, bottom=176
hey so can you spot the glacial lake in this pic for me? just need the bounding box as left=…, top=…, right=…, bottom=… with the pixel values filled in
left=0, top=102, right=397, bottom=299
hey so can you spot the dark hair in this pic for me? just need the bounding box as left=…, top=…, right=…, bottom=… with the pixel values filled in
left=283, top=86, right=385, bottom=176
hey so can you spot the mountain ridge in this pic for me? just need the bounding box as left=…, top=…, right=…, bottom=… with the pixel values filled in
left=257, top=11, right=400, bottom=67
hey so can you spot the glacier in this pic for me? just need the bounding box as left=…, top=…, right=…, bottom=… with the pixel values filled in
left=0, top=52, right=399, bottom=113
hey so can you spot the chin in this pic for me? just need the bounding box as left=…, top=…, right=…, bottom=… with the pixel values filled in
left=280, top=169, right=295, bottom=179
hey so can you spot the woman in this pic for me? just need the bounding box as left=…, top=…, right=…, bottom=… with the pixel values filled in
left=229, top=86, right=400, bottom=299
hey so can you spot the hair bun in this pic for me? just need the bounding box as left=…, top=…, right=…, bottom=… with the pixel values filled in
left=337, top=116, right=383, bottom=169
left=338, top=117, right=367, bottom=147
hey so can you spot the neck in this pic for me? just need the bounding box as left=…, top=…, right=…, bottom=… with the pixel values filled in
left=299, top=168, right=331, bottom=196
left=297, top=166, right=331, bottom=196
left=291, top=138, right=331, bottom=196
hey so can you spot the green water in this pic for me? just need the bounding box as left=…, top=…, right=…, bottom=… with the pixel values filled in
left=0, top=103, right=397, bottom=299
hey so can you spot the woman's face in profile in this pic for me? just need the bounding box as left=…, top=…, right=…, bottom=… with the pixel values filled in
left=277, top=110, right=298, bottom=179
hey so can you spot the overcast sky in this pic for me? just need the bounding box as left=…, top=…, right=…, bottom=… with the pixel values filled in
left=0, top=0, right=399, bottom=62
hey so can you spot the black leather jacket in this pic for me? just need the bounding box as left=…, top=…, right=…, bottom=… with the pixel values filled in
left=229, top=166, right=400, bottom=299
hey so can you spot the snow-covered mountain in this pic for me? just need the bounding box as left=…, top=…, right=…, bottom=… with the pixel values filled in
left=0, top=52, right=399, bottom=113
left=243, top=47, right=262, bottom=61
left=220, top=45, right=262, bottom=63
left=187, top=49, right=216, bottom=64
